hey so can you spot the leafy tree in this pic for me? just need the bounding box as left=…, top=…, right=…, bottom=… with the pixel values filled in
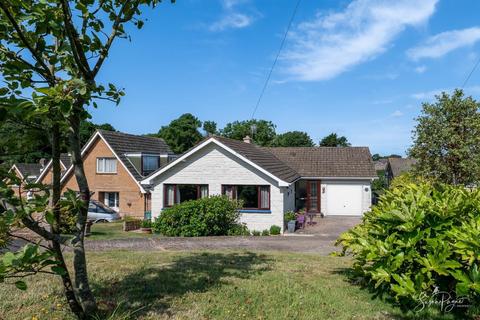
left=0, top=119, right=52, bottom=165
left=372, top=153, right=401, bottom=161
left=79, top=121, right=116, bottom=147
left=319, top=133, right=351, bottom=147
left=0, top=0, right=174, bottom=318
left=409, top=89, right=480, bottom=185
left=220, top=119, right=276, bottom=146
left=203, top=120, right=218, bottom=136
left=157, top=113, right=203, bottom=153
left=272, top=131, right=314, bottom=147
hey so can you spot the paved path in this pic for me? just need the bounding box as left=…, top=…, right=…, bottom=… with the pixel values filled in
left=85, top=217, right=361, bottom=255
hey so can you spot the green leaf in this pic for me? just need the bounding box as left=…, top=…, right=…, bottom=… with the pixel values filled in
left=45, top=211, right=55, bottom=225
left=51, top=266, right=67, bottom=276
left=14, top=280, right=27, bottom=290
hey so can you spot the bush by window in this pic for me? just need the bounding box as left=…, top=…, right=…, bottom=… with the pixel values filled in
left=153, top=195, right=242, bottom=236
left=164, top=184, right=208, bottom=207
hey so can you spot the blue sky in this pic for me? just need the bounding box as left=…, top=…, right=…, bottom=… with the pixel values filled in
left=90, top=0, right=480, bottom=156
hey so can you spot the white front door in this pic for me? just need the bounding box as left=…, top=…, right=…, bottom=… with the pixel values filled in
left=326, top=184, right=363, bottom=216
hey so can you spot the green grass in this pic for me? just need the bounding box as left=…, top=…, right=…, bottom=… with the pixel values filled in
left=0, top=250, right=463, bottom=320
left=87, top=221, right=154, bottom=241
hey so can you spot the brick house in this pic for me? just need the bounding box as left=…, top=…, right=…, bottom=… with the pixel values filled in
left=57, top=130, right=174, bottom=218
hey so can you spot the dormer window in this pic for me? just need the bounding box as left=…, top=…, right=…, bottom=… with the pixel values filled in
left=142, top=155, right=160, bottom=176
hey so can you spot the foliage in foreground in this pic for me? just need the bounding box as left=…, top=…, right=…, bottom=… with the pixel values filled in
left=336, top=183, right=480, bottom=315
left=409, top=89, right=480, bottom=185
left=152, top=196, right=242, bottom=236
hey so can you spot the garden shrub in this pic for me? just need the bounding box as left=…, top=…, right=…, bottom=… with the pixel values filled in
left=336, top=183, right=480, bottom=315
left=284, top=211, right=296, bottom=223
left=152, top=195, right=241, bottom=236
left=227, top=223, right=250, bottom=236
left=269, top=225, right=281, bottom=235
left=261, top=229, right=270, bottom=236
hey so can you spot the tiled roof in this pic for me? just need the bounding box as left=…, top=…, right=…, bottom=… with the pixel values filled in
left=374, top=159, right=388, bottom=171
left=214, top=136, right=300, bottom=183
left=60, top=153, right=71, bottom=169
left=388, top=157, right=418, bottom=177
left=98, top=130, right=174, bottom=181
left=15, top=163, right=43, bottom=180
left=264, top=146, right=377, bottom=178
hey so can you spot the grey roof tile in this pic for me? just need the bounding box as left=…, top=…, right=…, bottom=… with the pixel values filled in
left=264, top=146, right=377, bottom=178
left=15, top=163, right=43, bottom=180
left=98, top=130, right=174, bottom=181
left=387, top=158, right=418, bottom=177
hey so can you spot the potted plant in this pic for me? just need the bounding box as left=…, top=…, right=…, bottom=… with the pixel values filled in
left=284, top=211, right=296, bottom=233
left=140, top=219, right=152, bottom=234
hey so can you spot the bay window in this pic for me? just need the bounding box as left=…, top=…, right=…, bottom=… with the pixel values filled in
left=222, top=185, right=270, bottom=210
left=164, top=184, right=209, bottom=207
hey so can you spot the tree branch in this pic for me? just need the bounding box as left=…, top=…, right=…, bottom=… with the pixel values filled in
left=58, top=0, right=93, bottom=80
left=0, top=2, right=55, bottom=85
left=92, top=0, right=134, bottom=77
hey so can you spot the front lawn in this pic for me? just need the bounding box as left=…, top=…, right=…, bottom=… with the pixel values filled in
left=87, top=221, right=155, bottom=241
left=0, top=250, right=459, bottom=320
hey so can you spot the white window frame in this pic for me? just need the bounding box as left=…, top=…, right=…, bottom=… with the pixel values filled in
left=103, top=192, right=119, bottom=211
left=96, top=157, right=117, bottom=174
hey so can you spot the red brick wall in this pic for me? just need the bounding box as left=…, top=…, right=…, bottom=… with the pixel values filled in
left=61, top=137, right=146, bottom=218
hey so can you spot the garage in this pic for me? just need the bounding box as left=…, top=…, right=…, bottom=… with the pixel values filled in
left=325, top=184, right=363, bottom=216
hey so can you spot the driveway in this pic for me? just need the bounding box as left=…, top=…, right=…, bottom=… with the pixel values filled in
left=85, top=217, right=361, bottom=255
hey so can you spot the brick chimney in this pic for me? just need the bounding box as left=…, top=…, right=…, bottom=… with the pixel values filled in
left=243, top=135, right=252, bottom=144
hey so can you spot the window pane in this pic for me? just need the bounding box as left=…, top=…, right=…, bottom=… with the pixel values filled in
left=223, top=186, right=234, bottom=200
left=143, top=156, right=159, bottom=174
left=309, top=182, right=318, bottom=211
left=97, top=158, right=104, bottom=172
left=178, top=185, right=199, bottom=202
left=105, top=159, right=117, bottom=173
left=260, top=186, right=269, bottom=209
left=237, top=185, right=258, bottom=208
left=166, top=185, right=175, bottom=206
left=200, top=185, right=208, bottom=198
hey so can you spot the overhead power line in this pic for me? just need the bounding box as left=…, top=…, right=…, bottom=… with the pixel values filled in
left=250, top=0, right=302, bottom=119
left=461, top=54, right=480, bottom=88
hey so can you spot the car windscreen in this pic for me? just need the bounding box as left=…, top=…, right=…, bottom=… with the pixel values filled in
left=90, top=200, right=116, bottom=214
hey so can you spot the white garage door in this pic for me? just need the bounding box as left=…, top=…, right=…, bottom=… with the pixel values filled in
left=326, top=184, right=363, bottom=216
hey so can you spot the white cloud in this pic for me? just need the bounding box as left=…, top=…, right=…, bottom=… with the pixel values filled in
left=407, top=27, right=480, bottom=60
left=281, top=0, right=438, bottom=81
left=210, top=0, right=256, bottom=32
left=414, top=65, right=427, bottom=74
left=210, top=13, right=253, bottom=31
left=391, top=110, right=404, bottom=117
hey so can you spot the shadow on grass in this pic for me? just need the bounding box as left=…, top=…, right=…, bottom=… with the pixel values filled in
left=92, top=251, right=271, bottom=318
left=332, top=267, right=473, bottom=320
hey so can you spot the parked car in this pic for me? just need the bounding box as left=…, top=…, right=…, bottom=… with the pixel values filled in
left=88, top=200, right=121, bottom=223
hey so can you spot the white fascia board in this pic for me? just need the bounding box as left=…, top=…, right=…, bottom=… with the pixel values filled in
left=35, top=159, right=53, bottom=183
left=10, top=165, right=24, bottom=180
left=141, top=138, right=290, bottom=187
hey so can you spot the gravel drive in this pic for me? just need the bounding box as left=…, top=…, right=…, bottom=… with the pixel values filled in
left=85, top=217, right=361, bottom=255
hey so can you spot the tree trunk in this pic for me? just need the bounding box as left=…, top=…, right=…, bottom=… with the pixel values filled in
left=68, top=105, right=98, bottom=316
left=50, top=123, right=86, bottom=319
